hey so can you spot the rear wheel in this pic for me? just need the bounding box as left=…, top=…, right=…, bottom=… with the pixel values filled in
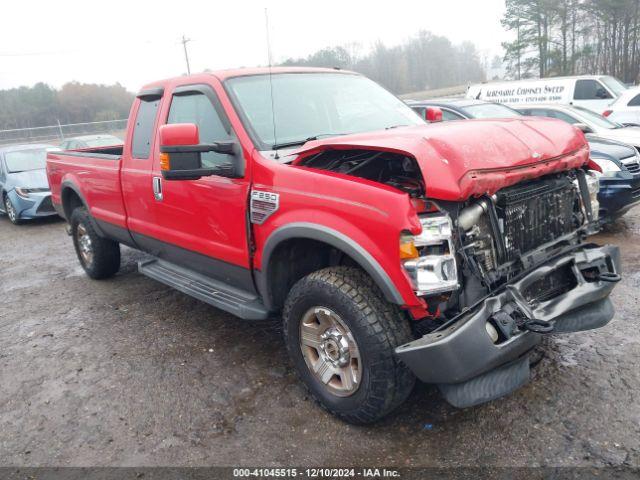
left=3, top=194, right=20, bottom=225
left=283, top=266, right=415, bottom=424
left=70, top=207, right=120, bottom=279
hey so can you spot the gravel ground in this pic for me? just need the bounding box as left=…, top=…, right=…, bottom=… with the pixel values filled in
left=0, top=211, right=639, bottom=468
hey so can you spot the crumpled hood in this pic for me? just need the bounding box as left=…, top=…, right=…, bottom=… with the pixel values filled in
left=8, top=169, right=49, bottom=189
left=293, top=117, right=589, bottom=200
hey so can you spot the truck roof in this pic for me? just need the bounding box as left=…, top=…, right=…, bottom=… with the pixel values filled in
left=140, top=67, right=357, bottom=91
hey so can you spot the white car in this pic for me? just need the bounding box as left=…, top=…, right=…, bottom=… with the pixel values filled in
left=603, top=86, right=640, bottom=125
left=515, top=103, right=640, bottom=150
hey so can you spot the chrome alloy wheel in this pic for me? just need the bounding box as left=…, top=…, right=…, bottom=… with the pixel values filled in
left=4, top=196, right=17, bottom=223
left=76, top=223, right=94, bottom=266
left=299, top=307, right=362, bottom=397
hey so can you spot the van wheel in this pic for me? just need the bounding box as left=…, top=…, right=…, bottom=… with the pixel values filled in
left=70, top=207, right=120, bottom=279
left=3, top=194, right=20, bottom=225
left=283, top=266, right=415, bottom=424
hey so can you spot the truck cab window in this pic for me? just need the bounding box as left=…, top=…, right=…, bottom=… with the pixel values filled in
left=574, top=80, right=612, bottom=100
left=167, top=92, right=233, bottom=168
left=131, top=98, right=160, bottom=159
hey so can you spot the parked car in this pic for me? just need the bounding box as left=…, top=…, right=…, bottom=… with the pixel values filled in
left=59, top=134, right=123, bottom=150
left=47, top=68, right=619, bottom=423
left=408, top=99, right=640, bottom=223
left=407, top=98, right=522, bottom=121
left=515, top=104, right=640, bottom=150
left=588, top=137, right=640, bottom=223
left=0, top=144, right=59, bottom=224
left=467, top=75, right=627, bottom=113
left=603, top=85, right=640, bottom=124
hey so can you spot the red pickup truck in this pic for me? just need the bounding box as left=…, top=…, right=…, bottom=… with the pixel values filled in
left=47, top=67, right=621, bottom=423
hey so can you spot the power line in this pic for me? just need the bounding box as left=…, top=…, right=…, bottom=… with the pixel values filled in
left=181, top=35, right=192, bottom=75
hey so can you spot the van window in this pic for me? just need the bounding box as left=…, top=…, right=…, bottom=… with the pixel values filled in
left=574, top=80, right=612, bottom=100
left=628, top=93, right=640, bottom=107
left=131, top=98, right=161, bottom=159
left=167, top=92, right=233, bottom=168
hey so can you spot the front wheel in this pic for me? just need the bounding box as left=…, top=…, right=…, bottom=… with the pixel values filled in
left=70, top=207, right=120, bottom=279
left=283, top=266, right=415, bottom=424
left=3, top=194, right=20, bottom=225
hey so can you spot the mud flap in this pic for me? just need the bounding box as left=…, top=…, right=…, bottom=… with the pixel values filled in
left=437, top=356, right=530, bottom=408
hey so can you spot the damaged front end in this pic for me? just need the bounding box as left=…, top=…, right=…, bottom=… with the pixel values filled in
left=395, top=168, right=621, bottom=408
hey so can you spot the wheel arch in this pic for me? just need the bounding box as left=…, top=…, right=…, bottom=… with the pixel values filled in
left=257, top=222, right=404, bottom=312
left=60, top=181, right=87, bottom=221
left=60, top=181, right=107, bottom=237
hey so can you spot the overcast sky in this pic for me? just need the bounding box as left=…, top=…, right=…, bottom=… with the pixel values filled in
left=0, top=0, right=509, bottom=92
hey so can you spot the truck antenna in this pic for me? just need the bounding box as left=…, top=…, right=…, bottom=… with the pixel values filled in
left=265, top=8, right=279, bottom=159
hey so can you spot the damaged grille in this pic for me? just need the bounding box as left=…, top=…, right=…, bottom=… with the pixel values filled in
left=496, top=176, right=579, bottom=262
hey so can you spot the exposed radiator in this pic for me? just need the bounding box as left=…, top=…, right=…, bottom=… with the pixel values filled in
left=496, top=176, right=579, bottom=262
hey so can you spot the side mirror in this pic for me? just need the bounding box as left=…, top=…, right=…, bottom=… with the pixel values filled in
left=595, top=87, right=610, bottom=99
left=159, top=123, right=238, bottom=181
left=425, top=107, right=443, bottom=123
left=574, top=123, right=593, bottom=134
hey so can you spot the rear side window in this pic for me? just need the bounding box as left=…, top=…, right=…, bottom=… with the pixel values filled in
left=522, top=108, right=577, bottom=124
left=574, top=80, right=612, bottom=100
left=442, top=109, right=465, bottom=121
left=131, top=98, right=160, bottom=159
left=628, top=94, right=640, bottom=107
left=167, top=92, right=234, bottom=168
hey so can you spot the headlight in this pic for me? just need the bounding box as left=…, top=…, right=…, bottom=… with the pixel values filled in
left=400, top=214, right=459, bottom=295
left=585, top=171, right=600, bottom=223
left=591, top=157, right=621, bottom=175
left=14, top=187, right=49, bottom=198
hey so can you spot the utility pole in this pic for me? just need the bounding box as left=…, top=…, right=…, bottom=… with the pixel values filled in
left=517, top=17, right=521, bottom=80
left=181, top=35, right=191, bottom=75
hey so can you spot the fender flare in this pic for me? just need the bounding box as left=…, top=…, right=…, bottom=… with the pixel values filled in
left=60, top=180, right=106, bottom=237
left=258, top=222, right=404, bottom=309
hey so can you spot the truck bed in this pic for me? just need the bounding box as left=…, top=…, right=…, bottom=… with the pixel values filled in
left=46, top=146, right=127, bottom=229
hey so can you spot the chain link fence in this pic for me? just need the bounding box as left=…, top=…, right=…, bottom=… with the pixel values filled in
left=0, top=119, right=128, bottom=146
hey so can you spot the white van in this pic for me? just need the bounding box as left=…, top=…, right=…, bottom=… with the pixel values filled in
left=467, top=75, right=628, bottom=113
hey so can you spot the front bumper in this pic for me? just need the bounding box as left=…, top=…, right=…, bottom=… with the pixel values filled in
left=7, top=190, right=57, bottom=219
left=598, top=171, right=640, bottom=222
left=396, top=244, right=620, bottom=407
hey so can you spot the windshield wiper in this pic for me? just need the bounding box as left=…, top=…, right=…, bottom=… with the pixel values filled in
left=385, top=124, right=409, bottom=130
left=272, top=133, right=348, bottom=150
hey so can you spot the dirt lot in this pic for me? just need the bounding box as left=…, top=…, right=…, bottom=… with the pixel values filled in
left=1, top=211, right=639, bottom=468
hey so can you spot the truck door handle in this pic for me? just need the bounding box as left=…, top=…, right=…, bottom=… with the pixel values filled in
left=153, top=176, right=163, bottom=201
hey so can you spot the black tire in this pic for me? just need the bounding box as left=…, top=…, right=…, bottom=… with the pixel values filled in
left=70, top=207, right=120, bottom=279
left=283, top=266, right=416, bottom=424
left=3, top=193, right=21, bottom=225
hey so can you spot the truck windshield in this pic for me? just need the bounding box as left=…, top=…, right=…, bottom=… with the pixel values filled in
left=4, top=149, right=47, bottom=173
left=226, top=73, right=424, bottom=150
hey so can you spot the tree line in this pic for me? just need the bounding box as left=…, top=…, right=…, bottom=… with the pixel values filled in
left=503, top=0, right=640, bottom=82
left=0, top=82, right=134, bottom=130
left=280, top=30, right=486, bottom=94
